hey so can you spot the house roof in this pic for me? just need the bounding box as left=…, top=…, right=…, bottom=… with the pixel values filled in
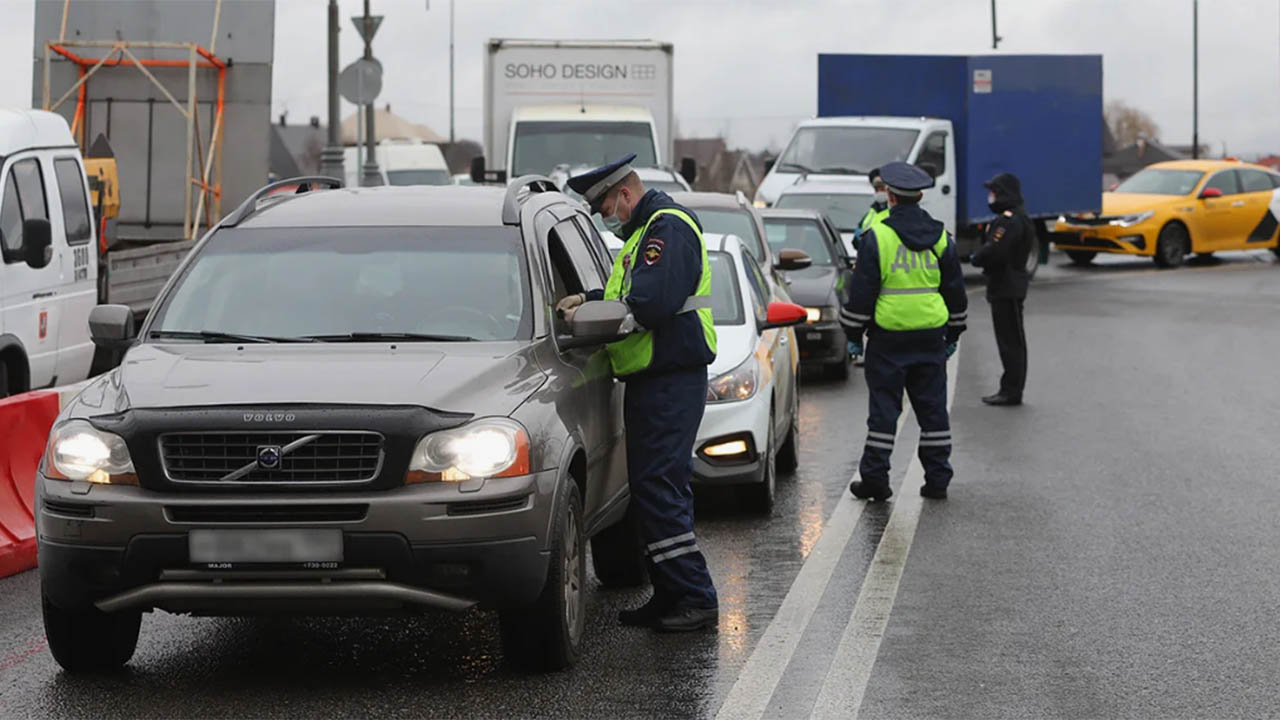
left=341, top=107, right=444, bottom=144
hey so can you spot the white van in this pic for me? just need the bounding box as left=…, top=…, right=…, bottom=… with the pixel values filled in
left=342, top=139, right=451, bottom=187
left=0, top=110, right=98, bottom=397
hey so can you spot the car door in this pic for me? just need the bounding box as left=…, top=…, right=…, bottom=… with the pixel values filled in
left=741, top=248, right=794, bottom=439
left=50, top=155, right=98, bottom=384
left=915, top=128, right=957, bottom=235
left=1198, top=170, right=1242, bottom=251
left=0, top=155, right=61, bottom=389
left=1236, top=169, right=1279, bottom=247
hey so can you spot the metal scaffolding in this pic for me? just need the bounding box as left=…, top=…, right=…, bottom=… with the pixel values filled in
left=41, top=39, right=228, bottom=241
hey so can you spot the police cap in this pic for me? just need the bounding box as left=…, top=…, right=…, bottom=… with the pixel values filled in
left=567, top=153, right=637, bottom=213
left=879, top=161, right=935, bottom=198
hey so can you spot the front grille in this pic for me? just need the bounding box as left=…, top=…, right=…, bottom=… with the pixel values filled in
left=167, top=504, right=369, bottom=523
left=446, top=496, right=530, bottom=517
left=44, top=500, right=95, bottom=518
left=160, top=432, right=383, bottom=484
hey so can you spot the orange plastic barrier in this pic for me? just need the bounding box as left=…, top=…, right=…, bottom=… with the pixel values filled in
left=0, top=391, right=59, bottom=579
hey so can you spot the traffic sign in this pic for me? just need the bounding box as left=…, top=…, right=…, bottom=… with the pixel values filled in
left=351, top=15, right=384, bottom=45
left=338, top=58, right=383, bottom=105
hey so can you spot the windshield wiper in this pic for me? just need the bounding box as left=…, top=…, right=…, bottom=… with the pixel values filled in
left=148, top=330, right=315, bottom=344
left=303, top=332, right=478, bottom=343
left=816, top=166, right=863, bottom=175
left=776, top=162, right=816, bottom=174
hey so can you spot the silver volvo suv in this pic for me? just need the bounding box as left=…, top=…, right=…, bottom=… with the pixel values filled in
left=37, top=177, right=646, bottom=673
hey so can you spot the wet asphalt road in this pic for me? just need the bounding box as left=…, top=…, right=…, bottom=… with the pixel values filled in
left=1, top=250, right=1277, bottom=718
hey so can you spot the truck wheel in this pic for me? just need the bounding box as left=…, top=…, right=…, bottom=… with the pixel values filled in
left=776, top=395, right=800, bottom=474
left=741, top=414, right=776, bottom=514
left=1154, top=224, right=1189, bottom=268
left=590, top=507, right=646, bottom=588
left=1066, top=250, right=1096, bottom=266
left=43, top=594, right=141, bottom=673
left=500, top=482, right=584, bottom=672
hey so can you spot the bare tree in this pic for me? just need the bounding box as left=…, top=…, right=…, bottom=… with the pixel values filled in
left=1105, top=100, right=1161, bottom=147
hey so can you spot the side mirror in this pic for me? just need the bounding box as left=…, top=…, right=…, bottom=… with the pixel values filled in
left=1199, top=187, right=1223, bottom=199
left=469, top=156, right=486, bottom=184
left=22, top=218, right=53, bottom=269
left=764, top=158, right=776, bottom=174
left=89, top=304, right=136, bottom=350
left=774, top=248, right=812, bottom=271
left=762, top=301, right=808, bottom=330
left=559, top=300, right=634, bottom=350
left=679, top=157, right=698, bottom=185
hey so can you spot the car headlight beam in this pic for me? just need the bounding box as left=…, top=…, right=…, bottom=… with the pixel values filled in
left=707, top=356, right=760, bottom=404
left=46, top=420, right=138, bottom=485
left=1109, top=210, right=1154, bottom=228
left=408, top=418, right=531, bottom=483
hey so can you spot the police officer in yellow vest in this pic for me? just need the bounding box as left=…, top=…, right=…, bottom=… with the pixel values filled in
left=557, top=153, right=720, bottom=632
left=858, top=166, right=891, bottom=232
left=840, top=162, right=968, bottom=501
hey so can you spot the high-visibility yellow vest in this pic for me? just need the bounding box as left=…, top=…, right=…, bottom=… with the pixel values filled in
left=603, top=208, right=716, bottom=376
left=860, top=205, right=890, bottom=230
left=873, top=223, right=949, bottom=331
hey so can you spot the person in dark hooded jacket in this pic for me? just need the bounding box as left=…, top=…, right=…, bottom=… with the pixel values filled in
left=839, top=162, right=968, bottom=501
left=970, top=172, right=1035, bottom=406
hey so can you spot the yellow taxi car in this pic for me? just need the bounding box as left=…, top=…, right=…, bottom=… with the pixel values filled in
left=1054, top=159, right=1280, bottom=268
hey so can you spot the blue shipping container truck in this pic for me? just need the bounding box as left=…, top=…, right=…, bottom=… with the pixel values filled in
left=816, top=53, right=1102, bottom=231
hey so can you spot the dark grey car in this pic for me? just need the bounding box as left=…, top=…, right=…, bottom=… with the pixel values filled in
left=36, top=177, right=645, bottom=673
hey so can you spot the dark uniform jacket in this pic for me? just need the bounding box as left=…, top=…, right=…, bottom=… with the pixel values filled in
left=586, top=189, right=715, bottom=377
left=972, top=173, right=1035, bottom=300
left=840, top=203, right=968, bottom=351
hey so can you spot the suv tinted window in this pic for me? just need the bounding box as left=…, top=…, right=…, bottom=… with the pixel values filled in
left=1204, top=170, right=1240, bottom=195
left=1, top=160, right=50, bottom=263
left=54, top=158, right=93, bottom=245
left=151, top=227, right=532, bottom=341
left=695, top=208, right=766, bottom=260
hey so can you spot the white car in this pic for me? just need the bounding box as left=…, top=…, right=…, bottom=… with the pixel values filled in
left=693, top=233, right=807, bottom=513
left=343, top=139, right=451, bottom=187
left=0, top=109, right=99, bottom=396
left=775, top=179, right=876, bottom=257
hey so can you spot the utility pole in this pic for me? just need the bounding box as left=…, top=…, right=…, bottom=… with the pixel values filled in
left=1192, top=0, right=1200, bottom=159
left=991, top=0, right=1002, bottom=50
left=361, top=0, right=382, bottom=185
left=449, top=0, right=455, bottom=144
left=320, top=0, right=344, bottom=181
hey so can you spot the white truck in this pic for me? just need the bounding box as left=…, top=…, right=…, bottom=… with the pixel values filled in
left=0, top=110, right=99, bottom=396
left=473, top=39, right=693, bottom=185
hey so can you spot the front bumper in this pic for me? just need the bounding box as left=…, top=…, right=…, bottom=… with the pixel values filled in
left=1053, top=223, right=1152, bottom=256
left=36, top=469, right=559, bottom=614
left=797, top=321, right=846, bottom=365
left=691, top=390, right=770, bottom=486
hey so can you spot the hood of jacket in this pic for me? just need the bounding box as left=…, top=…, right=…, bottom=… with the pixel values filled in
left=880, top=203, right=946, bottom=251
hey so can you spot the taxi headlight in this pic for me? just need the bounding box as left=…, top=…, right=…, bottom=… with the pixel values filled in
left=1110, top=210, right=1154, bottom=228
left=407, top=418, right=530, bottom=483
left=46, top=421, right=138, bottom=485
left=707, top=356, right=759, bottom=403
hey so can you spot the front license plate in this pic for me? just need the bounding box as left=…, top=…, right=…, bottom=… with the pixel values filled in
left=189, top=529, right=343, bottom=565
left=806, top=331, right=824, bottom=341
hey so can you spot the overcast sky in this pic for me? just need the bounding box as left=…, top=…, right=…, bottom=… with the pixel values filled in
left=3, top=0, right=1279, bottom=155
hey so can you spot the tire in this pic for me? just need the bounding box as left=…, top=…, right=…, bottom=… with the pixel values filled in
left=42, top=594, right=141, bottom=673
left=776, top=396, right=800, bottom=475
left=500, top=482, right=585, bottom=672
left=1154, top=223, right=1189, bottom=268
left=1272, top=245, right=1280, bottom=259
left=1066, top=250, right=1096, bottom=267
left=590, top=508, right=646, bottom=588
left=741, top=412, right=776, bottom=514
left=1025, top=229, right=1041, bottom=280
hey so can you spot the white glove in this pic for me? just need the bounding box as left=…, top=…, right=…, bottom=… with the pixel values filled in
left=561, top=306, right=578, bottom=324
left=555, top=293, right=585, bottom=313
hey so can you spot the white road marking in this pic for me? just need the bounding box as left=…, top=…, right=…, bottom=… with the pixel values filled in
left=810, top=351, right=960, bottom=720
left=714, top=410, right=913, bottom=720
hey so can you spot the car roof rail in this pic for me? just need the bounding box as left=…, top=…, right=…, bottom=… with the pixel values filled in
left=503, top=175, right=558, bottom=225
left=221, top=176, right=344, bottom=228
left=735, top=190, right=749, bottom=207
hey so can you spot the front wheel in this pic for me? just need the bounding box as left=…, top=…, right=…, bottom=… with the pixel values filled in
left=776, top=401, right=800, bottom=474
left=740, top=414, right=776, bottom=514
left=43, top=594, right=141, bottom=673
left=1066, top=250, right=1096, bottom=266
left=500, top=482, right=585, bottom=672
left=1154, top=223, right=1190, bottom=268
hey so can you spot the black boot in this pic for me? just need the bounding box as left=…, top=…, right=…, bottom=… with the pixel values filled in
left=653, top=605, right=719, bottom=633
left=920, top=484, right=948, bottom=500
left=619, top=594, right=673, bottom=627
left=982, top=393, right=1021, bottom=406
left=849, top=481, right=892, bottom=502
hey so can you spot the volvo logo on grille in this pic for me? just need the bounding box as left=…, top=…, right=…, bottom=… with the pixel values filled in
left=256, top=445, right=283, bottom=469
left=243, top=413, right=297, bottom=423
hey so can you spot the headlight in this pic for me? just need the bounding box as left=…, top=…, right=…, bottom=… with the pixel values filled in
left=805, top=307, right=835, bottom=324
left=707, top=356, right=759, bottom=403
left=753, top=199, right=768, bottom=209
left=407, top=418, right=530, bottom=483
left=1109, top=210, right=1154, bottom=228
left=45, top=420, right=137, bottom=485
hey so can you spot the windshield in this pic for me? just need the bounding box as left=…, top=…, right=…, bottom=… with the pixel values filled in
left=1114, top=169, right=1205, bottom=195
left=694, top=208, right=767, bottom=262
left=708, top=251, right=744, bottom=326
left=386, top=169, right=452, bottom=186
left=150, top=227, right=531, bottom=342
left=512, top=121, right=657, bottom=176
left=763, top=218, right=836, bottom=265
left=774, top=193, right=873, bottom=232
left=777, top=126, right=919, bottom=175
left=645, top=180, right=687, bottom=194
